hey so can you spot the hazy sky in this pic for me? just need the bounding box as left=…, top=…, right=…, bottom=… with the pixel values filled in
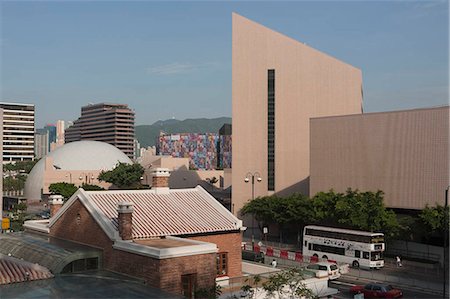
left=1, top=1, right=448, bottom=128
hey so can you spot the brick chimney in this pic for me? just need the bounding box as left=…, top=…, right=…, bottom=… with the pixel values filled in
left=151, top=168, right=170, bottom=192
left=49, top=195, right=64, bottom=217
left=117, top=202, right=133, bottom=241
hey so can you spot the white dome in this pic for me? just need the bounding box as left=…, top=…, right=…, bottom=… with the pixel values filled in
left=25, top=141, right=133, bottom=201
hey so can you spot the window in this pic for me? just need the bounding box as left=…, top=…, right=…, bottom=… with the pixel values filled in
left=267, top=69, right=275, bottom=191
left=181, top=274, right=196, bottom=299
left=216, top=252, right=228, bottom=276
left=363, top=251, right=370, bottom=259
left=312, top=244, right=345, bottom=255
left=305, top=228, right=384, bottom=244
left=355, top=250, right=361, bottom=258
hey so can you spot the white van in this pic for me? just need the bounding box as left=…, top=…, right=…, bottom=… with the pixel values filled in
left=306, top=262, right=341, bottom=280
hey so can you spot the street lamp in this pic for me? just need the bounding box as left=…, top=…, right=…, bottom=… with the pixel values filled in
left=244, top=172, right=262, bottom=247
left=65, top=173, right=72, bottom=184
left=79, top=173, right=95, bottom=185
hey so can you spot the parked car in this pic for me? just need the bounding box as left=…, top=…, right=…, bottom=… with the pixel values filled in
left=350, top=283, right=403, bottom=298
left=306, top=262, right=340, bottom=280
left=242, top=250, right=265, bottom=263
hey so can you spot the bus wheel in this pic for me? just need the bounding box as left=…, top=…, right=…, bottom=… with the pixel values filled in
left=322, top=255, right=328, bottom=260
left=352, top=261, right=359, bottom=268
left=313, top=254, right=318, bottom=258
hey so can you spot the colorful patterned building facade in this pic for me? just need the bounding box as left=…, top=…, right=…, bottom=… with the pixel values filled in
left=157, top=133, right=232, bottom=170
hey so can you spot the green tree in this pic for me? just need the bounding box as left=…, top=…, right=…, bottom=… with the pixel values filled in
left=81, top=183, right=105, bottom=191
left=98, top=162, right=144, bottom=189
left=419, top=204, right=448, bottom=234
left=49, top=182, right=78, bottom=200
left=3, top=160, right=39, bottom=174
left=332, top=189, right=400, bottom=238
left=262, top=268, right=316, bottom=299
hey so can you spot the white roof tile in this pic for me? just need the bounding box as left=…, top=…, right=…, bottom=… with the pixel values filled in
left=84, top=186, right=241, bottom=239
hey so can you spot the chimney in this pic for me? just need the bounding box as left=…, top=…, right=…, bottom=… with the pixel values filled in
left=117, top=202, right=133, bottom=241
left=49, top=195, right=64, bottom=217
left=151, top=168, right=170, bottom=192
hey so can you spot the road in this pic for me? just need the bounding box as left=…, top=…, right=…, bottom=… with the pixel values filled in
left=330, top=277, right=442, bottom=299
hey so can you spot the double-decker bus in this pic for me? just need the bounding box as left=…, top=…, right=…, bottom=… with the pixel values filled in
left=302, top=225, right=385, bottom=269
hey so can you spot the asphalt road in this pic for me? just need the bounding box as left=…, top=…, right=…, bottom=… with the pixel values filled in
left=330, top=277, right=442, bottom=299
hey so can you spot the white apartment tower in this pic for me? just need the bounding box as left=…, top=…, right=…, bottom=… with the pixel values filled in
left=0, top=102, right=35, bottom=162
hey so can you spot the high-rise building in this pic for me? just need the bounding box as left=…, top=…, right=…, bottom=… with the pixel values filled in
left=65, top=103, right=135, bottom=159
left=231, top=14, right=363, bottom=216
left=50, top=120, right=66, bottom=152
left=44, top=124, right=56, bottom=147
left=35, top=129, right=49, bottom=159
left=0, top=102, right=35, bottom=163
left=55, top=120, right=65, bottom=146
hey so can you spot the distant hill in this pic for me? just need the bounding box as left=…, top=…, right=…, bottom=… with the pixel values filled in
left=136, top=117, right=232, bottom=147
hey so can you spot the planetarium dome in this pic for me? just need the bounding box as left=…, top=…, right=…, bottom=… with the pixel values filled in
left=25, top=141, right=133, bottom=201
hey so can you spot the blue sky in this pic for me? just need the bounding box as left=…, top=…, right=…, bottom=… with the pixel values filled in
left=1, top=1, right=448, bottom=128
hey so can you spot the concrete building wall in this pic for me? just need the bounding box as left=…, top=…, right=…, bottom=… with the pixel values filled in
left=310, top=106, right=450, bottom=210
left=0, top=102, right=35, bottom=162
left=232, top=14, right=363, bottom=215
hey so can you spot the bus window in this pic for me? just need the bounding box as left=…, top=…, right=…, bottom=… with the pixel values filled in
left=308, top=243, right=312, bottom=250
left=304, top=241, right=307, bottom=247
left=363, top=251, right=370, bottom=259
left=355, top=250, right=361, bottom=258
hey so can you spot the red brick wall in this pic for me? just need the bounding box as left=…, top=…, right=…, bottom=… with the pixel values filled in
left=49, top=199, right=216, bottom=294
left=118, top=212, right=132, bottom=240
left=189, top=231, right=242, bottom=278
left=49, top=199, right=115, bottom=266
left=152, top=176, right=169, bottom=187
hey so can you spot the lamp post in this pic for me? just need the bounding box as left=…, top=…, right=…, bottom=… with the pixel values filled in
left=79, top=173, right=95, bottom=185
left=444, top=186, right=449, bottom=299
left=244, top=172, right=262, bottom=247
left=65, top=173, right=72, bottom=184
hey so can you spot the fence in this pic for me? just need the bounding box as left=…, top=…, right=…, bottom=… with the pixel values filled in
left=242, top=241, right=444, bottom=295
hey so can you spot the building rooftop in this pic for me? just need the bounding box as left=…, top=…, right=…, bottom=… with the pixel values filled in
left=49, top=186, right=242, bottom=240
left=0, top=253, right=53, bottom=285
left=0, top=270, right=182, bottom=298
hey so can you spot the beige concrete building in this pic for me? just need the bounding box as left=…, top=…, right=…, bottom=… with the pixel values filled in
left=0, top=102, right=35, bottom=162
left=310, top=106, right=450, bottom=210
left=65, top=103, right=135, bottom=159
left=231, top=13, right=363, bottom=216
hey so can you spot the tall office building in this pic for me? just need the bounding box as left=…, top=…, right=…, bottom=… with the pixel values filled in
left=35, top=129, right=49, bottom=159
left=55, top=120, right=65, bottom=146
left=65, top=103, right=135, bottom=159
left=231, top=14, right=363, bottom=216
left=0, top=102, right=35, bottom=163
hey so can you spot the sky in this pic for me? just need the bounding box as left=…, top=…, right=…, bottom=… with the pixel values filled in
left=1, top=1, right=448, bottom=128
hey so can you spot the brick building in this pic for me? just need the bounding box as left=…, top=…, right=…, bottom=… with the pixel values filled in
left=24, top=168, right=243, bottom=296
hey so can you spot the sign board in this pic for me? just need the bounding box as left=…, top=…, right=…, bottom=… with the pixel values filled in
left=2, top=218, right=10, bottom=230
left=263, top=227, right=268, bottom=234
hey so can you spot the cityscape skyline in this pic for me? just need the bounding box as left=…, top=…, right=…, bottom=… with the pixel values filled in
left=1, top=1, right=449, bottom=128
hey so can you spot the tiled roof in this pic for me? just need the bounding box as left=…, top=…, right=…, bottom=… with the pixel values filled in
left=0, top=253, right=53, bottom=285
left=85, top=186, right=242, bottom=239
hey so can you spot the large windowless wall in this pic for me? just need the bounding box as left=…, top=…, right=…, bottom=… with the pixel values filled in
left=232, top=13, right=363, bottom=217
left=310, top=106, right=449, bottom=210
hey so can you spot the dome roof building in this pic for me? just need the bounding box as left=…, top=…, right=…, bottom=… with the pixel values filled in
left=25, top=141, right=132, bottom=212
